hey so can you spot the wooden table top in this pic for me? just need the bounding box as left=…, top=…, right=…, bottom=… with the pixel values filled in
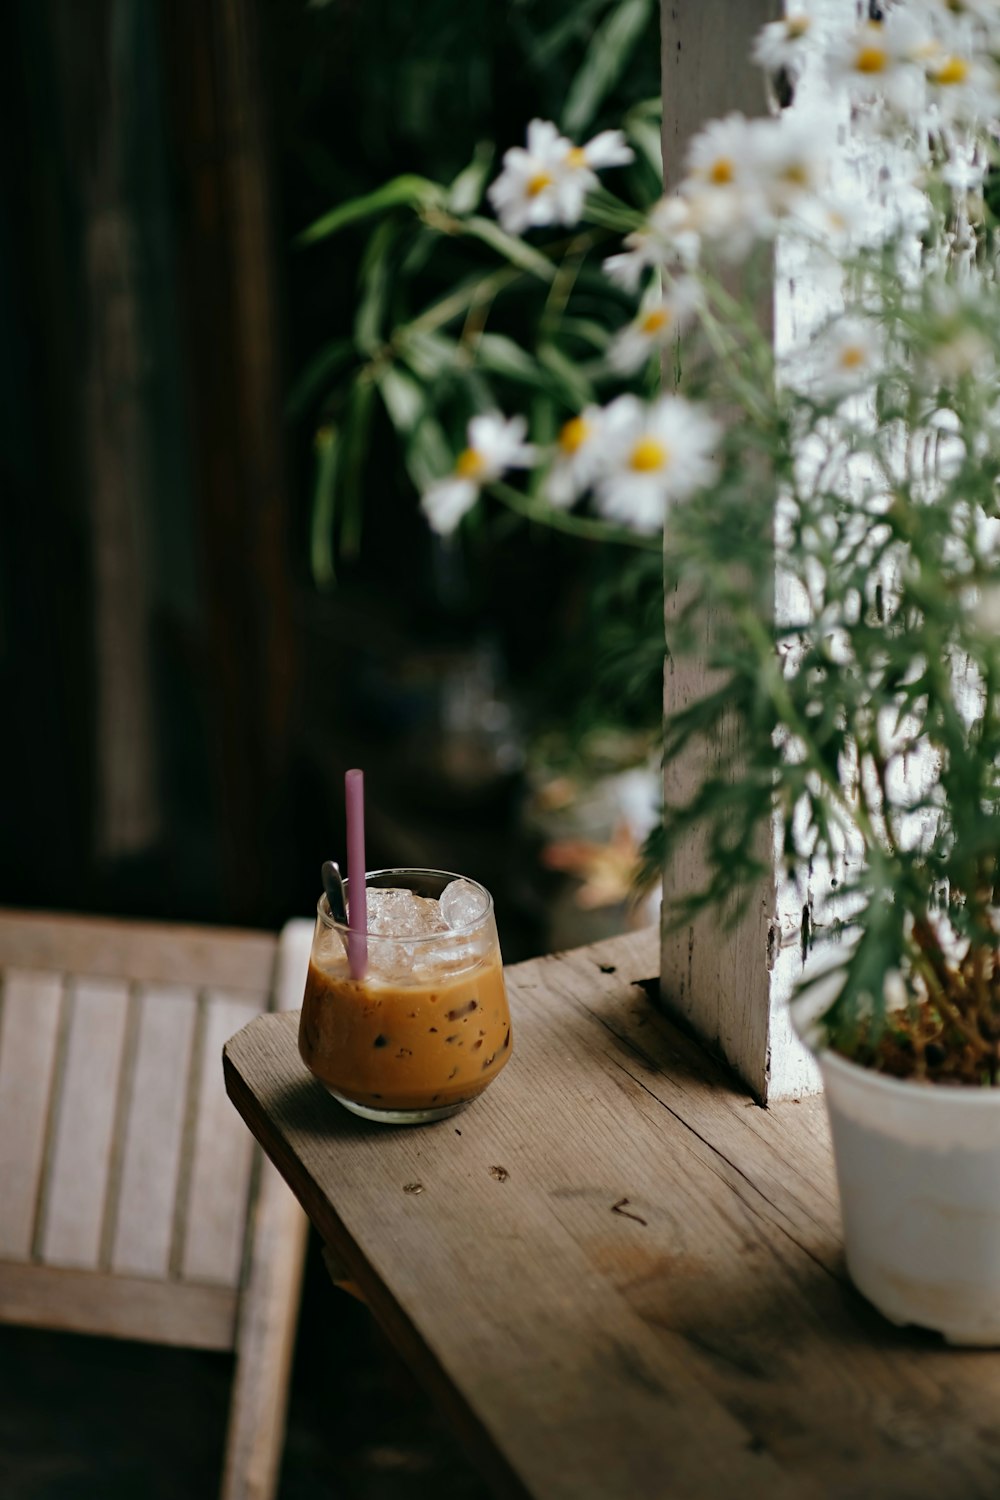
left=223, top=927, right=1000, bottom=1500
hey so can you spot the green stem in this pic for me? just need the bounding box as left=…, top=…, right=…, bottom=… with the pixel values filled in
left=490, top=481, right=661, bottom=550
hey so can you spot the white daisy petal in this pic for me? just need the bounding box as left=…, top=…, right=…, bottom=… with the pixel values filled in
left=581, top=129, right=634, bottom=170
left=592, top=395, right=722, bottom=533
left=421, top=477, right=479, bottom=536
left=421, top=413, right=536, bottom=534
left=608, top=278, right=702, bottom=374
left=544, top=406, right=607, bottom=508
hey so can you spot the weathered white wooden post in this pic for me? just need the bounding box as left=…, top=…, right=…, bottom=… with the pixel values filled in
left=659, top=0, right=822, bottom=1102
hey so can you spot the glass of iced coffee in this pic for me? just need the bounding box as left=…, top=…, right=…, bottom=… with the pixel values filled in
left=298, top=868, right=512, bottom=1124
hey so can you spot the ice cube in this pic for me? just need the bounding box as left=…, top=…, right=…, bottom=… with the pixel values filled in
left=439, top=879, right=487, bottom=931
left=364, top=888, right=449, bottom=938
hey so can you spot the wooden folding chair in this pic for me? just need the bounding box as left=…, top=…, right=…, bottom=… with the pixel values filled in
left=0, top=910, right=310, bottom=1500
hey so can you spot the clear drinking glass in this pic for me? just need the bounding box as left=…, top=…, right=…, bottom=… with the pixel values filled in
left=298, top=868, right=512, bottom=1124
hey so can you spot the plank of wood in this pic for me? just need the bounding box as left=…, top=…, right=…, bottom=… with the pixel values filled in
left=659, top=0, right=822, bottom=1105
left=182, top=990, right=264, bottom=1286
left=110, top=984, right=199, bottom=1278
left=0, top=909, right=276, bottom=992
left=271, top=918, right=312, bottom=1013
left=220, top=1157, right=308, bottom=1500
left=39, top=977, right=130, bottom=1269
left=0, top=969, right=64, bottom=1259
left=0, top=1261, right=236, bottom=1350
left=224, top=944, right=801, bottom=1500
left=225, top=930, right=1000, bottom=1500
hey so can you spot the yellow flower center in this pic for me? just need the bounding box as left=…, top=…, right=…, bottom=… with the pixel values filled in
left=839, top=345, right=866, bottom=370
left=640, top=308, right=670, bottom=335
left=558, top=417, right=592, bottom=455
left=786, top=16, right=811, bottom=39
left=855, top=45, right=888, bottom=75
left=566, top=147, right=588, bottom=170
left=455, top=447, right=486, bottom=479
left=527, top=171, right=553, bottom=197
left=934, top=56, right=969, bottom=86
left=629, top=438, right=668, bottom=473
left=709, top=157, right=735, bottom=186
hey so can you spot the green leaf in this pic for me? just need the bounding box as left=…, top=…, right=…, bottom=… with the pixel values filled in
left=448, top=142, right=495, bottom=215
left=400, top=227, right=440, bottom=278
left=462, top=217, right=556, bottom=281
left=295, top=175, right=445, bottom=248
left=530, top=394, right=559, bottom=450
left=563, top=0, right=653, bottom=139
left=405, top=416, right=454, bottom=492
left=310, top=426, right=339, bottom=589
left=286, top=339, right=355, bottom=421
left=624, top=111, right=663, bottom=181
left=529, top=0, right=615, bottom=69
left=475, top=333, right=550, bottom=389
left=539, top=341, right=595, bottom=406
left=583, top=185, right=646, bottom=232
left=338, top=379, right=376, bottom=556
left=400, top=330, right=463, bottom=380
left=559, top=316, right=612, bottom=352
left=354, top=219, right=397, bottom=357
left=377, top=365, right=425, bottom=434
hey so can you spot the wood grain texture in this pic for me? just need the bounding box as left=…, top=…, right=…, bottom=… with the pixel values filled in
left=0, top=909, right=277, bottom=992
left=39, top=977, right=129, bottom=1269
left=0, top=969, right=64, bottom=1259
left=182, top=990, right=263, bottom=1285
left=221, top=1158, right=308, bottom=1500
left=659, top=0, right=821, bottom=1103
left=271, top=919, right=312, bottom=1014
left=0, top=1261, right=237, bottom=1349
left=225, top=930, right=1000, bottom=1500
left=111, top=984, right=198, bottom=1277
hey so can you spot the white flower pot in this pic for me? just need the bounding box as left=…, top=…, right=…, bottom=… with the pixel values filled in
left=818, top=1049, right=1000, bottom=1345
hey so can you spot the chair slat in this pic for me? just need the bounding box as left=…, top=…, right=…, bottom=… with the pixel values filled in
left=0, top=970, right=64, bottom=1260
left=111, top=985, right=198, bottom=1278
left=181, top=990, right=263, bottom=1286
left=0, top=910, right=276, bottom=992
left=39, top=978, right=129, bottom=1269
left=0, top=1261, right=237, bottom=1350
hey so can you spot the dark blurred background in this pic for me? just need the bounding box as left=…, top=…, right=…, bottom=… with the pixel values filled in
left=1, top=0, right=663, bottom=1493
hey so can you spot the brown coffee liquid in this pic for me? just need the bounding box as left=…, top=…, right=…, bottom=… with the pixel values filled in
left=298, top=948, right=511, bottom=1111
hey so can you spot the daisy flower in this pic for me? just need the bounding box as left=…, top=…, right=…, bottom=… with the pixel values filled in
left=593, top=395, right=722, bottom=533
left=488, top=119, right=632, bottom=235
left=826, top=15, right=933, bottom=116
left=544, top=406, right=608, bottom=509
left=812, top=317, right=883, bottom=400
left=750, top=111, right=831, bottom=223
left=919, top=284, right=996, bottom=380
left=793, top=188, right=867, bottom=250
left=924, top=50, right=1000, bottom=126
left=752, top=8, right=820, bottom=78
left=603, top=194, right=700, bottom=289
left=910, top=0, right=1000, bottom=50
left=608, top=278, right=702, bottom=374
left=681, top=114, right=773, bottom=256
left=972, top=580, right=1000, bottom=635
left=421, top=414, right=535, bottom=534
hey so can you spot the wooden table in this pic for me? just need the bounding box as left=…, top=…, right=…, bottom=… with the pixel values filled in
left=224, top=928, right=1000, bottom=1500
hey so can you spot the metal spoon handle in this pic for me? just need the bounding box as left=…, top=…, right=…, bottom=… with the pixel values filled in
left=321, top=860, right=349, bottom=925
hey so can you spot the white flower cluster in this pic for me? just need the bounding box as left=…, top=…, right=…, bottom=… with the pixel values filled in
left=422, top=397, right=721, bottom=537
left=419, top=2, right=1000, bottom=540
left=606, top=106, right=849, bottom=291
left=487, top=119, right=634, bottom=236
left=828, top=3, right=1000, bottom=128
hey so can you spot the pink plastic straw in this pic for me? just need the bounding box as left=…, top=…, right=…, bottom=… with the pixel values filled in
left=345, top=768, right=368, bottom=979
